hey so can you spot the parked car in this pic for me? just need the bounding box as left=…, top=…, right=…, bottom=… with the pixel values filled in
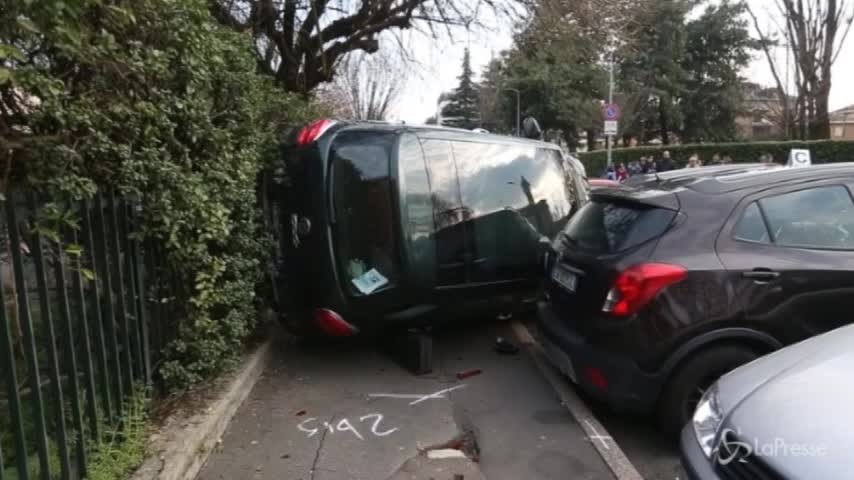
left=622, top=163, right=778, bottom=187
left=276, top=119, right=586, bottom=336
left=588, top=178, right=621, bottom=189
left=681, top=323, right=854, bottom=479
left=539, top=162, right=854, bottom=436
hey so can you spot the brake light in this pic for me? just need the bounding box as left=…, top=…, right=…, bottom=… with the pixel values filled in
left=296, top=119, right=335, bottom=147
left=313, top=308, right=359, bottom=336
left=583, top=367, right=608, bottom=391
left=602, top=263, right=686, bottom=317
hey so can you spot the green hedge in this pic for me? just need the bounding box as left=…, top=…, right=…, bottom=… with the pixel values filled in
left=2, top=0, right=319, bottom=391
left=578, top=140, right=854, bottom=177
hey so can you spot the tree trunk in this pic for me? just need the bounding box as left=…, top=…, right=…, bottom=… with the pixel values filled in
left=811, top=82, right=832, bottom=139
left=658, top=96, right=670, bottom=145
left=585, top=129, right=596, bottom=152
left=564, top=128, right=579, bottom=153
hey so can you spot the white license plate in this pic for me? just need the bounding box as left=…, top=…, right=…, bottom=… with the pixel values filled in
left=551, top=266, right=578, bottom=292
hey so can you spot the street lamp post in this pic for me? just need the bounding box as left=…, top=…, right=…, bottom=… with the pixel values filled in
left=502, top=88, right=521, bottom=136
left=607, top=52, right=615, bottom=167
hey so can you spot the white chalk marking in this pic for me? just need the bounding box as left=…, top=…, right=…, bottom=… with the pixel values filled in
left=322, top=421, right=335, bottom=433
left=584, top=419, right=613, bottom=451
left=297, top=418, right=319, bottom=438
left=336, top=418, right=364, bottom=440
left=510, top=320, right=643, bottom=480
left=367, top=384, right=468, bottom=405
left=359, top=413, right=399, bottom=437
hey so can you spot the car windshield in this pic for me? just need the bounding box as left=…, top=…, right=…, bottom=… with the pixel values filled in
left=330, top=131, right=399, bottom=295
left=561, top=199, right=676, bottom=254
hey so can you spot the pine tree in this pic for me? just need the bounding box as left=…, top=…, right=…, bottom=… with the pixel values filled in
left=441, top=49, right=481, bottom=129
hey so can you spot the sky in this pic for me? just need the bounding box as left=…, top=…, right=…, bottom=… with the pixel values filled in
left=388, top=0, right=854, bottom=125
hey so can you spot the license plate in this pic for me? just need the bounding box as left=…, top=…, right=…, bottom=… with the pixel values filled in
left=551, top=265, right=578, bottom=292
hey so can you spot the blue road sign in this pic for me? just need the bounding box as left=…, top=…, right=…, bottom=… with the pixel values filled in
left=602, top=103, right=620, bottom=121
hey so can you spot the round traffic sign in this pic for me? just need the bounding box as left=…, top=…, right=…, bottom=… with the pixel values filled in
left=602, top=103, right=621, bottom=121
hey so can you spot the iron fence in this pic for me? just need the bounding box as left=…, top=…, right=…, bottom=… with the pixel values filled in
left=0, top=191, right=166, bottom=480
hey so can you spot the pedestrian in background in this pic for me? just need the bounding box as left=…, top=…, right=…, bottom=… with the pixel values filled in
left=686, top=154, right=701, bottom=168
left=711, top=153, right=722, bottom=165
left=616, top=163, right=628, bottom=182
left=628, top=160, right=643, bottom=176
left=605, top=165, right=617, bottom=180
left=722, top=155, right=733, bottom=164
left=647, top=157, right=658, bottom=173
left=659, top=151, right=675, bottom=172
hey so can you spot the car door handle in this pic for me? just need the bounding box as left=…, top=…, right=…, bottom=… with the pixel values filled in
left=742, top=270, right=780, bottom=281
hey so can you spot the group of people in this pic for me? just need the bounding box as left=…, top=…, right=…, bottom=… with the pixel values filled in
left=603, top=151, right=761, bottom=182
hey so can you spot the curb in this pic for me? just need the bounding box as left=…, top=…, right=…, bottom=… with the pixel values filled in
left=510, top=321, right=644, bottom=480
left=130, top=340, right=274, bottom=480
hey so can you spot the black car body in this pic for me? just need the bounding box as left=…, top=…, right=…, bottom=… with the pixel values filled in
left=539, top=162, right=854, bottom=434
left=681, top=323, right=854, bottom=479
left=275, top=120, right=585, bottom=336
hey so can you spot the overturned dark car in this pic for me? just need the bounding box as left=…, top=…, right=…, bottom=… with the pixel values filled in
left=271, top=120, right=586, bottom=336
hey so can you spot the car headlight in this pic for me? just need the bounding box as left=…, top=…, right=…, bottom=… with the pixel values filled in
left=692, top=384, right=723, bottom=458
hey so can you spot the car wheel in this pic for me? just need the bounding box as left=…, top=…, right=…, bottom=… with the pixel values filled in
left=657, top=344, right=759, bottom=438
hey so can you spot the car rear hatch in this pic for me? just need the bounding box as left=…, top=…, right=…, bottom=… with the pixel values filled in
left=547, top=187, right=680, bottom=329
left=277, top=120, right=341, bottom=322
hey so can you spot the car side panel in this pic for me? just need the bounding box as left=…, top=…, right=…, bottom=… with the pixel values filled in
left=715, top=179, right=854, bottom=345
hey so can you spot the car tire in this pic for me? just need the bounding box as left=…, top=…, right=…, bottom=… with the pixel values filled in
left=657, top=344, right=759, bottom=439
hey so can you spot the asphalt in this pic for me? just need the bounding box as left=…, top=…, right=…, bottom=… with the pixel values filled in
left=196, top=318, right=615, bottom=480
left=590, top=404, right=686, bottom=480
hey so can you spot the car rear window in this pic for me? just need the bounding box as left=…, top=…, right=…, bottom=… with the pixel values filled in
left=561, top=199, right=676, bottom=254
left=331, top=131, right=399, bottom=295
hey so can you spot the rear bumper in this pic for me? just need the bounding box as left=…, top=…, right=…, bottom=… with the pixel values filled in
left=680, top=424, right=720, bottom=480
left=537, top=301, right=663, bottom=413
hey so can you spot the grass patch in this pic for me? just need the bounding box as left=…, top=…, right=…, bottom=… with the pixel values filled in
left=85, top=392, right=149, bottom=480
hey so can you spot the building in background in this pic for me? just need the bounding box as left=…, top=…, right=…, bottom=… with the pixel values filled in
left=735, top=82, right=793, bottom=141
left=830, top=105, right=854, bottom=140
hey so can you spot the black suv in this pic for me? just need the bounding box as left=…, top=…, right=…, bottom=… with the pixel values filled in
left=540, top=163, right=854, bottom=435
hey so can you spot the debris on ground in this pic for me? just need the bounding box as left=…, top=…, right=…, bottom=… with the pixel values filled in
left=456, top=369, right=482, bottom=380
left=494, top=337, right=520, bottom=355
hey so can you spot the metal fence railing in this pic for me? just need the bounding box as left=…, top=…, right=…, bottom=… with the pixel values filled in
left=0, top=191, right=161, bottom=480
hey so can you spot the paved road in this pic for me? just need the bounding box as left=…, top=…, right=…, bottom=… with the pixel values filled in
left=523, top=317, right=687, bottom=480
left=433, top=320, right=613, bottom=480
left=197, top=318, right=614, bottom=480
left=590, top=403, right=686, bottom=480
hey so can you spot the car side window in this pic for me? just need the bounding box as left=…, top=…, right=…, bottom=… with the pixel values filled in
left=734, top=203, right=770, bottom=243
left=759, top=186, right=854, bottom=249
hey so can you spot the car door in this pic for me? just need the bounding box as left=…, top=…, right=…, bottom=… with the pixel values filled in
left=420, top=138, right=469, bottom=287
left=716, top=182, right=854, bottom=344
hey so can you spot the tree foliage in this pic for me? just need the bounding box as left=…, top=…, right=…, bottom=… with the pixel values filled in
left=488, top=0, right=755, bottom=147
left=441, top=49, right=481, bottom=129
left=0, top=0, right=318, bottom=390
left=681, top=1, right=756, bottom=142
left=496, top=0, right=607, bottom=149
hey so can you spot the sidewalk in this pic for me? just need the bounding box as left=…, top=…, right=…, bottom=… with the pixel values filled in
left=196, top=320, right=614, bottom=480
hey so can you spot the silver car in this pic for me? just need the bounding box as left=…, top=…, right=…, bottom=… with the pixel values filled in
left=681, top=323, right=854, bottom=479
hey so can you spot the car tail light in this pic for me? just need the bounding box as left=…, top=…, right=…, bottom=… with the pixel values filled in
left=313, top=308, right=359, bottom=336
left=602, top=263, right=686, bottom=317
left=296, top=119, right=336, bottom=147
left=583, top=367, right=608, bottom=391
